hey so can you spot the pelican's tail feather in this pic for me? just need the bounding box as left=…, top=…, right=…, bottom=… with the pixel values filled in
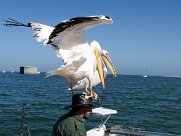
left=45, top=70, right=56, bottom=78
left=45, top=68, right=66, bottom=78
left=46, top=57, right=86, bottom=79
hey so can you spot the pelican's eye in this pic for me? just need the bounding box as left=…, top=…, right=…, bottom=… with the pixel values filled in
left=105, top=16, right=110, bottom=19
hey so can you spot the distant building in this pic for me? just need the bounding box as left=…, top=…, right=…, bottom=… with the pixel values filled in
left=20, top=66, right=38, bottom=74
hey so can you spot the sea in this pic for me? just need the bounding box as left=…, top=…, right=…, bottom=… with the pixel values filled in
left=0, top=72, right=181, bottom=136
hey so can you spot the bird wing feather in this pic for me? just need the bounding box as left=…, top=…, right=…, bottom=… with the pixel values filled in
left=30, top=22, right=54, bottom=45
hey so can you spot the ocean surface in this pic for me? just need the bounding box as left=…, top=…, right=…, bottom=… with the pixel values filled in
left=0, top=72, right=181, bottom=136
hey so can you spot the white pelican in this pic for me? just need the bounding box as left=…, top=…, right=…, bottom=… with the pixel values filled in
left=70, top=41, right=117, bottom=99
left=4, top=16, right=113, bottom=96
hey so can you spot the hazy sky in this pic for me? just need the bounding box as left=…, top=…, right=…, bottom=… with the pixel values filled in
left=0, top=0, right=181, bottom=76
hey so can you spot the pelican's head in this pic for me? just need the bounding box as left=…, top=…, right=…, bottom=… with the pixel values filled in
left=94, top=15, right=113, bottom=24
left=91, top=41, right=116, bottom=89
left=101, top=50, right=117, bottom=77
left=70, top=15, right=113, bottom=30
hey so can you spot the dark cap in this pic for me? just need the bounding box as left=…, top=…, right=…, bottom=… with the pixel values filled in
left=64, top=94, right=93, bottom=109
left=72, top=94, right=93, bottom=107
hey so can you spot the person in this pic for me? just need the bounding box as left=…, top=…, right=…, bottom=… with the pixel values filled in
left=52, top=94, right=93, bottom=136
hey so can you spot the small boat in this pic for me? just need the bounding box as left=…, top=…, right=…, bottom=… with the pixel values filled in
left=2, top=71, right=6, bottom=73
left=36, top=71, right=40, bottom=74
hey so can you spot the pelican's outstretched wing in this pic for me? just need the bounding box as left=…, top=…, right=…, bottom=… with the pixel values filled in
left=3, top=16, right=112, bottom=64
left=47, top=16, right=113, bottom=63
left=47, top=16, right=112, bottom=47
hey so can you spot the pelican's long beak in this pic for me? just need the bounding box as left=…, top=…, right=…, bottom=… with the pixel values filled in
left=101, top=54, right=117, bottom=77
left=94, top=47, right=105, bottom=89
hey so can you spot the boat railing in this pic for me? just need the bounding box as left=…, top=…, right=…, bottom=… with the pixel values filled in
left=20, top=103, right=31, bottom=136
left=106, top=125, right=180, bottom=136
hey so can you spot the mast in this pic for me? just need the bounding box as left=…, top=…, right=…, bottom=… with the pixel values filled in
left=143, top=66, right=148, bottom=78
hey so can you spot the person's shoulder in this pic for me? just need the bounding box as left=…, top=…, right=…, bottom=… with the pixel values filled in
left=57, top=112, right=75, bottom=126
left=61, top=115, right=75, bottom=124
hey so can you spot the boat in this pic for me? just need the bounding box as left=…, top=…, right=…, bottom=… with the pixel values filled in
left=19, top=104, right=180, bottom=136
left=87, top=107, right=179, bottom=136
left=36, top=71, right=40, bottom=74
left=87, top=107, right=117, bottom=136
left=2, top=71, right=6, bottom=73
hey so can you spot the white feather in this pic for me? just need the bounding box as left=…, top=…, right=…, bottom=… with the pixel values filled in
left=30, top=22, right=54, bottom=45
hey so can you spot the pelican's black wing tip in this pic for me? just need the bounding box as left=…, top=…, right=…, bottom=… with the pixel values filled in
left=3, top=18, right=31, bottom=27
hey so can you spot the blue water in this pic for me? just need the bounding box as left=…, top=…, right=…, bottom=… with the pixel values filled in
left=0, top=73, right=181, bottom=136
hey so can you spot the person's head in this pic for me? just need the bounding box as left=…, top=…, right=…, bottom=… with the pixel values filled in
left=71, top=94, right=93, bottom=119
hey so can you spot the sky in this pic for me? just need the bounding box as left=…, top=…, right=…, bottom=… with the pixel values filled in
left=0, top=0, right=181, bottom=76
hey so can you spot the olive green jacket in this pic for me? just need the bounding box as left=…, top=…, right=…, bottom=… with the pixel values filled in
left=52, top=110, right=86, bottom=136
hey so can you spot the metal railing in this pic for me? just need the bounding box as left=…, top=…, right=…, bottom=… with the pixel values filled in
left=20, top=104, right=31, bottom=136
